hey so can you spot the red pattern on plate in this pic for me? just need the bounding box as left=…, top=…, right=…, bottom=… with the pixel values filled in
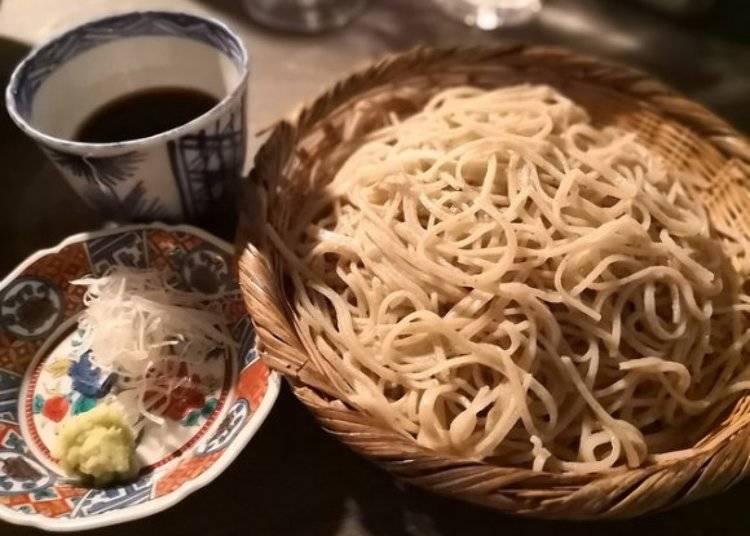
left=154, top=451, right=222, bottom=497
left=0, top=422, right=87, bottom=518
left=0, top=225, right=274, bottom=525
left=0, top=243, right=88, bottom=375
left=0, top=486, right=88, bottom=518
left=238, top=361, right=269, bottom=410
left=222, top=298, right=246, bottom=324
left=0, top=336, right=37, bottom=375
left=24, top=243, right=89, bottom=320
left=0, top=421, right=17, bottom=444
left=147, top=229, right=205, bottom=272
left=22, top=343, right=233, bottom=473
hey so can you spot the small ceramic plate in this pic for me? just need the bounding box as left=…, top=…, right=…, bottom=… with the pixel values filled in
left=0, top=223, right=280, bottom=531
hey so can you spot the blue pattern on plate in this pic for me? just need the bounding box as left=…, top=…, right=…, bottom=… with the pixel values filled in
left=68, top=352, right=116, bottom=399
left=12, top=11, right=245, bottom=119
left=0, top=277, right=64, bottom=340
left=180, top=245, right=233, bottom=295
left=0, top=224, right=277, bottom=529
left=233, top=317, right=259, bottom=369
left=85, top=230, right=149, bottom=276
left=195, top=398, right=250, bottom=457
left=0, top=370, right=21, bottom=422
left=0, top=451, right=54, bottom=496
left=71, top=476, right=153, bottom=518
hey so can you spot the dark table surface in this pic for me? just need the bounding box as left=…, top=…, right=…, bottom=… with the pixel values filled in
left=1, top=0, right=749, bottom=534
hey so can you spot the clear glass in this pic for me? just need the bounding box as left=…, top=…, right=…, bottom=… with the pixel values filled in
left=433, top=0, right=542, bottom=30
left=242, top=0, right=368, bottom=34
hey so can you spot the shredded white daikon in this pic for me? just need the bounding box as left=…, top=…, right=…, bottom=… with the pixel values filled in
left=72, top=267, right=237, bottom=425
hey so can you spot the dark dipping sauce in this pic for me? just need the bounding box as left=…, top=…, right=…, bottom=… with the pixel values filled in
left=75, top=87, right=219, bottom=143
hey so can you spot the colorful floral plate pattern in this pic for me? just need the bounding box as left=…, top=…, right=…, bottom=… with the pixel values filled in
left=0, top=223, right=280, bottom=531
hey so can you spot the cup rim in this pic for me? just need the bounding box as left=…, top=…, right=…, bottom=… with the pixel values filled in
left=4, top=10, right=249, bottom=154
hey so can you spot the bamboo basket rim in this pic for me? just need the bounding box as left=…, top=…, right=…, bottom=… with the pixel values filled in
left=238, top=44, right=750, bottom=519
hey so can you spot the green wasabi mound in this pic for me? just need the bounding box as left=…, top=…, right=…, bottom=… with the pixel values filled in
left=55, top=404, right=136, bottom=486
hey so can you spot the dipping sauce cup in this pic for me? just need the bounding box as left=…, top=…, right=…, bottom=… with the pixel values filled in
left=5, top=11, right=249, bottom=230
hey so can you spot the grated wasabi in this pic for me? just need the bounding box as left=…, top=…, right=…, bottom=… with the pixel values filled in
left=55, top=404, right=136, bottom=486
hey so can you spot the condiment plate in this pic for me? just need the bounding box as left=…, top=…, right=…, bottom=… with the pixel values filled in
left=0, top=223, right=280, bottom=531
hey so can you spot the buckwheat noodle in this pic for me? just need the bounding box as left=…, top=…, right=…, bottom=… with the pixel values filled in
left=270, top=85, right=750, bottom=472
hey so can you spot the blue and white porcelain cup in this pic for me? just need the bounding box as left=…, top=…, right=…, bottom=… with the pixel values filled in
left=5, top=11, right=248, bottom=229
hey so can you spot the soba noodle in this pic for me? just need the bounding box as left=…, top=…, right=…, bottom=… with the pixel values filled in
left=270, top=85, right=750, bottom=472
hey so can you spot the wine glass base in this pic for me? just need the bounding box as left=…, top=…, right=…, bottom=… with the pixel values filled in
left=243, top=0, right=369, bottom=34
left=433, top=0, right=542, bottom=30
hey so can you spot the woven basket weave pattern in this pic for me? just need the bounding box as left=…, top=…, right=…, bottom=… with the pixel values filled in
left=239, top=45, right=750, bottom=519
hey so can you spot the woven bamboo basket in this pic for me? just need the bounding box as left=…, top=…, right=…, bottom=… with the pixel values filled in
left=237, top=45, right=750, bottom=519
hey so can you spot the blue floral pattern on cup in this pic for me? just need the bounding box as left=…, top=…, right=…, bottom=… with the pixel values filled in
left=11, top=12, right=245, bottom=119
left=5, top=11, right=249, bottom=224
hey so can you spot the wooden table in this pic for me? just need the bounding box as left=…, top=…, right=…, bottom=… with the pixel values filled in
left=1, top=0, right=749, bottom=533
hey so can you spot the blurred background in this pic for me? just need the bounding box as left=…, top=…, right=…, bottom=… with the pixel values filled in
left=1, top=0, right=747, bottom=276
left=2, top=0, right=748, bottom=139
left=2, top=0, right=746, bottom=275
left=0, top=1, right=749, bottom=534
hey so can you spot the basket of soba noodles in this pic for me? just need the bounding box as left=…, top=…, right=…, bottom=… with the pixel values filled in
left=237, top=45, right=750, bottom=518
